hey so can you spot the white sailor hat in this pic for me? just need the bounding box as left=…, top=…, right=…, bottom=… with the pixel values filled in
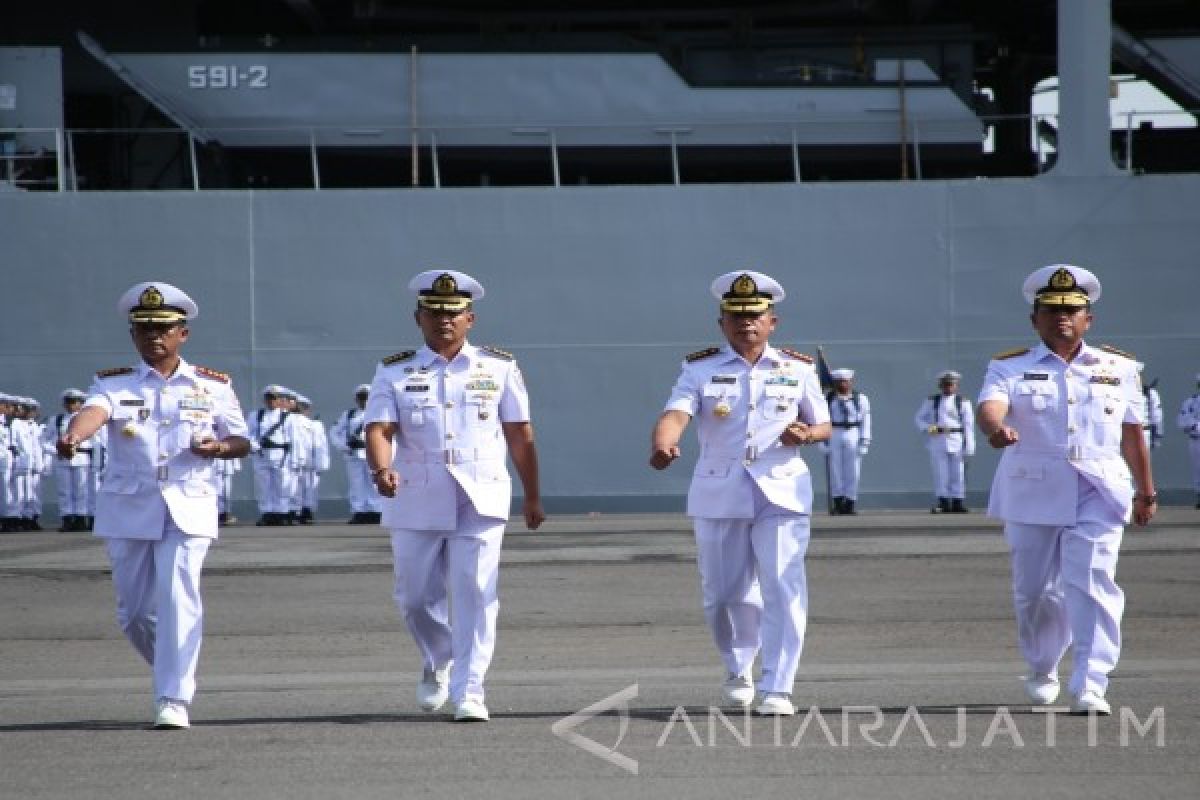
left=710, top=270, right=785, bottom=314
left=409, top=269, right=484, bottom=313
left=61, top=388, right=86, bottom=401
left=278, top=387, right=297, bottom=400
left=262, top=384, right=285, bottom=397
left=937, top=370, right=962, bottom=384
left=831, top=368, right=855, bottom=381
left=1022, top=264, right=1101, bottom=307
left=119, top=281, right=198, bottom=324
left=295, top=394, right=311, bottom=406
left=355, top=383, right=371, bottom=395
left=20, top=397, right=39, bottom=408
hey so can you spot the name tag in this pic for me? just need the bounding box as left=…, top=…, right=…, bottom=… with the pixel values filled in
left=405, top=385, right=430, bottom=392
left=1090, top=375, right=1121, bottom=386
left=1022, top=372, right=1049, bottom=381
left=465, top=379, right=499, bottom=392
left=120, top=399, right=145, bottom=406
left=764, top=376, right=799, bottom=387
left=710, top=375, right=738, bottom=384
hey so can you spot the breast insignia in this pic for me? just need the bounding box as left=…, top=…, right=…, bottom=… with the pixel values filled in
left=1099, top=344, right=1136, bottom=361
left=779, top=348, right=813, bottom=364
left=992, top=347, right=1030, bottom=360
left=96, top=366, right=134, bottom=378
left=194, top=366, right=230, bottom=383
left=685, top=347, right=721, bottom=362
left=381, top=350, right=416, bottom=366
left=480, top=345, right=514, bottom=361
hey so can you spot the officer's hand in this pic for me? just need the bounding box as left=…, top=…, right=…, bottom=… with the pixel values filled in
left=190, top=436, right=224, bottom=458
left=780, top=422, right=811, bottom=446
left=649, top=444, right=680, bottom=470
left=374, top=468, right=399, bottom=498
left=56, top=434, right=78, bottom=459
left=986, top=427, right=1019, bottom=448
left=523, top=498, right=546, bottom=530
left=1132, top=495, right=1157, bottom=526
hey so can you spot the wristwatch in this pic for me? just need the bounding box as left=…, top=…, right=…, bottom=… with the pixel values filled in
left=1136, top=493, right=1158, bottom=504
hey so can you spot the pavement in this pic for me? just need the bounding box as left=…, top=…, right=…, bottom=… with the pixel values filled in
left=1, top=507, right=1198, bottom=799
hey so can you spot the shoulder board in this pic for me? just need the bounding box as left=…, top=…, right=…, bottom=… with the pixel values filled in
left=480, top=345, right=514, bottom=361
left=95, top=367, right=134, bottom=378
left=1099, top=344, right=1136, bottom=361
left=992, top=347, right=1030, bottom=361
left=778, top=348, right=813, bottom=364
left=381, top=350, right=416, bottom=366
left=685, top=347, right=721, bottom=362
left=194, top=366, right=230, bottom=384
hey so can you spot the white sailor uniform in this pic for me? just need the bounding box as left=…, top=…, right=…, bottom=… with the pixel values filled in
left=45, top=410, right=93, bottom=520
left=914, top=391, right=975, bottom=503
left=979, top=341, right=1142, bottom=697
left=1178, top=387, right=1200, bottom=500
left=84, top=359, right=247, bottom=704
left=331, top=404, right=380, bottom=516
left=826, top=390, right=870, bottom=504
left=364, top=342, right=529, bottom=704
left=663, top=344, right=828, bottom=694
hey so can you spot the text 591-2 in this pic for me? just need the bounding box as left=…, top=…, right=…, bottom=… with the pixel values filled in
left=187, top=65, right=269, bottom=89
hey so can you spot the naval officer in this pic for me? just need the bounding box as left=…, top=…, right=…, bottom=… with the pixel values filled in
left=824, top=368, right=870, bottom=514
left=1178, top=374, right=1200, bottom=508
left=364, top=269, right=545, bottom=722
left=915, top=370, right=975, bottom=513
left=56, top=282, right=250, bottom=728
left=650, top=270, right=831, bottom=716
left=45, top=388, right=93, bottom=531
left=977, top=264, right=1156, bottom=715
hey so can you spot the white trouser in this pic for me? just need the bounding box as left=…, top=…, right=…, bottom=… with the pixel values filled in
left=1189, top=438, right=1200, bottom=492
left=344, top=457, right=380, bottom=513
left=297, top=469, right=319, bottom=511
left=216, top=473, right=233, bottom=514
left=55, top=464, right=90, bottom=516
left=828, top=430, right=863, bottom=499
left=9, top=469, right=32, bottom=517
left=104, top=517, right=211, bottom=704
left=87, top=468, right=101, bottom=515
left=389, top=484, right=505, bottom=704
left=252, top=458, right=295, bottom=514
left=27, top=472, right=42, bottom=516
left=1004, top=476, right=1125, bottom=696
left=693, top=486, right=811, bottom=694
left=928, top=448, right=966, bottom=499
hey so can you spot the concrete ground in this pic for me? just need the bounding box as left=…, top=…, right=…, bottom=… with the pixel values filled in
left=1, top=508, right=1197, bottom=799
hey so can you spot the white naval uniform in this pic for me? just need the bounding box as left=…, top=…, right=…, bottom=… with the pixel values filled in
left=1178, top=392, right=1200, bottom=494
left=663, top=344, right=829, bottom=694
left=0, top=417, right=11, bottom=521
left=45, top=412, right=93, bottom=517
left=914, top=392, right=976, bottom=501
left=88, top=425, right=108, bottom=517
left=84, top=359, right=247, bottom=704
left=293, top=416, right=330, bottom=514
left=214, top=449, right=241, bottom=515
left=331, top=407, right=380, bottom=514
left=8, top=416, right=43, bottom=522
left=826, top=391, right=870, bottom=501
left=364, top=343, right=529, bottom=704
left=979, top=341, right=1143, bottom=697
left=246, top=407, right=299, bottom=516
left=1141, top=386, right=1163, bottom=451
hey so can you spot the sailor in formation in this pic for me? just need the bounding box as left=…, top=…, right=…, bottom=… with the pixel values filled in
left=823, top=368, right=871, bottom=514
left=1135, top=363, right=1163, bottom=454
left=291, top=394, right=330, bottom=523
left=44, top=388, right=95, bottom=531
left=246, top=384, right=300, bottom=526
left=5, top=396, right=45, bottom=530
left=977, top=264, right=1156, bottom=715
left=56, top=281, right=250, bottom=729
left=364, top=269, right=545, bottom=722
left=650, top=270, right=831, bottom=717
left=1178, top=373, right=1200, bottom=508
left=914, top=370, right=975, bottom=513
left=331, top=384, right=382, bottom=524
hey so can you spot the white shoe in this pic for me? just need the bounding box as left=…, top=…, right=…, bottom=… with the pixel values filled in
left=1023, top=674, right=1061, bottom=706
left=754, top=692, right=795, bottom=716
left=153, top=698, right=190, bottom=729
left=721, top=672, right=755, bottom=708
left=417, top=663, right=451, bottom=712
left=1070, top=690, right=1111, bottom=715
left=453, top=698, right=490, bottom=722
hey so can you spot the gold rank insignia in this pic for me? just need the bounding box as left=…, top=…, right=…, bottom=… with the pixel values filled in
left=194, top=365, right=230, bottom=383
left=382, top=350, right=416, bottom=366
left=432, top=273, right=457, bottom=294
left=140, top=285, right=164, bottom=308
left=779, top=347, right=813, bottom=363
left=732, top=274, right=757, bottom=296
left=993, top=347, right=1030, bottom=360
left=714, top=401, right=732, bottom=418
left=481, top=345, right=514, bottom=361
left=96, top=366, right=135, bottom=378
left=1099, top=343, right=1136, bottom=361
left=686, top=347, right=721, bottom=362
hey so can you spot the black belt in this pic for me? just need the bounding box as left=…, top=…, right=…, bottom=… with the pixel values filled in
left=348, top=442, right=366, bottom=450
left=934, top=427, right=964, bottom=433
left=832, top=422, right=860, bottom=428
left=260, top=441, right=290, bottom=450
